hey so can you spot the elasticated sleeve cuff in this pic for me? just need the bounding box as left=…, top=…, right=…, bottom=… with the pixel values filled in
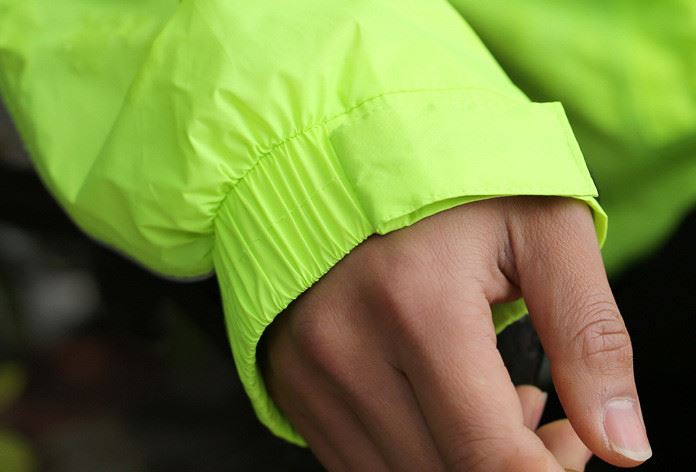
left=212, top=88, right=607, bottom=446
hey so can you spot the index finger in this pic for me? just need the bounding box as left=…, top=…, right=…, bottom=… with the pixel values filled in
left=393, top=280, right=563, bottom=471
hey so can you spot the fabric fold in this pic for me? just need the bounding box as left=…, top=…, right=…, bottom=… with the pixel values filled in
left=212, top=89, right=607, bottom=445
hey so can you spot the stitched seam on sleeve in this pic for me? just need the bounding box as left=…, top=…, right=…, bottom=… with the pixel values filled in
left=211, top=86, right=522, bottom=230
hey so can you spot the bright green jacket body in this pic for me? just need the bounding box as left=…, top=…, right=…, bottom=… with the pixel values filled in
left=1, top=0, right=693, bottom=445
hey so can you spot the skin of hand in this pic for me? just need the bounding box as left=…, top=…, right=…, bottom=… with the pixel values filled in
left=260, top=196, right=651, bottom=471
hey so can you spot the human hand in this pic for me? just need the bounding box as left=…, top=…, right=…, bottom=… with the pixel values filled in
left=260, top=197, right=651, bottom=470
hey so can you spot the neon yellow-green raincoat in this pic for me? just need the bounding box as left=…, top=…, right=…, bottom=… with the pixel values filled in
left=1, top=0, right=693, bottom=446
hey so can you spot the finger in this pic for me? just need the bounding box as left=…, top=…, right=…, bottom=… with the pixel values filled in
left=324, top=354, right=445, bottom=471
left=264, top=321, right=389, bottom=471
left=285, top=405, right=350, bottom=472
left=290, top=298, right=446, bottom=470
left=536, top=419, right=593, bottom=472
left=278, top=292, right=445, bottom=470
left=276, top=360, right=389, bottom=471
left=511, top=197, right=652, bottom=466
left=516, top=385, right=548, bottom=430
left=393, top=285, right=563, bottom=471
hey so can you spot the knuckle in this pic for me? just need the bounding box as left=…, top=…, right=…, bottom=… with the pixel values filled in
left=445, top=436, right=497, bottom=472
left=449, top=452, right=485, bottom=472
left=368, top=259, right=489, bottom=350
left=439, top=418, right=501, bottom=470
left=571, top=300, right=634, bottom=374
left=289, top=307, right=344, bottom=370
left=365, top=250, right=430, bottom=327
left=377, top=270, right=421, bottom=320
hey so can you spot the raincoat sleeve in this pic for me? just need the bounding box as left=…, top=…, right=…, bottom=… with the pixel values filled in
left=0, top=0, right=606, bottom=444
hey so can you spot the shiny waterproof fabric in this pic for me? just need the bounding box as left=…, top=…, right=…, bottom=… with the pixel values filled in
left=11, top=0, right=687, bottom=445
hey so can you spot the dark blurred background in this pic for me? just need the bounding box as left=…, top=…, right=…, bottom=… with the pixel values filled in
left=1, top=102, right=694, bottom=471
left=0, top=104, right=323, bottom=471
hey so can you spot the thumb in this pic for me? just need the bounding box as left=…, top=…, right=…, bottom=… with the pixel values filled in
left=509, top=198, right=652, bottom=467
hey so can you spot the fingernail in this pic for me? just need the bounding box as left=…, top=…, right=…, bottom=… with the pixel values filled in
left=604, top=398, right=652, bottom=461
